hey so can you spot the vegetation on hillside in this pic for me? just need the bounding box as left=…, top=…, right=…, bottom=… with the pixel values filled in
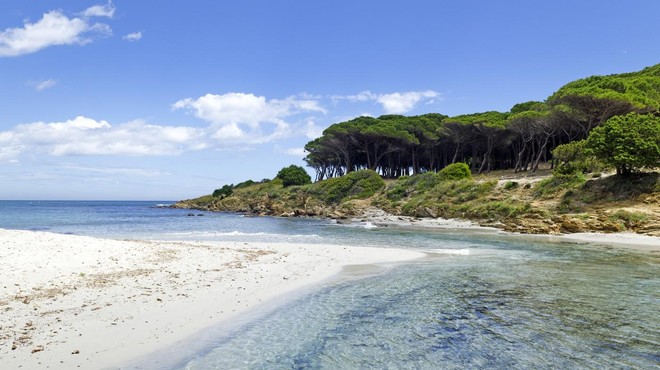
left=179, top=64, right=660, bottom=236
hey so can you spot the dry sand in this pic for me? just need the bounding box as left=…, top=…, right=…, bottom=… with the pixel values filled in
left=0, top=229, right=424, bottom=370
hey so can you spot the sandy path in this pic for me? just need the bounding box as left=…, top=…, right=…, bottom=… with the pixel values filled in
left=0, top=229, right=424, bottom=369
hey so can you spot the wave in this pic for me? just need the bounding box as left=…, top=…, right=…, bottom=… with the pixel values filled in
left=164, top=230, right=321, bottom=238
left=427, top=248, right=471, bottom=255
left=332, top=221, right=379, bottom=229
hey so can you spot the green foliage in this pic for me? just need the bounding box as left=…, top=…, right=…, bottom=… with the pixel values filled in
left=552, top=140, right=606, bottom=175
left=565, top=172, right=659, bottom=203
left=534, top=172, right=586, bottom=197
left=509, top=101, right=546, bottom=114
left=309, top=170, right=385, bottom=204
left=385, top=172, right=441, bottom=201
left=438, top=163, right=472, bottom=181
left=608, top=210, right=649, bottom=229
left=212, top=184, right=234, bottom=198
left=550, top=69, right=660, bottom=112
left=276, top=165, right=312, bottom=187
left=386, top=185, right=407, bottom=201
left=503, top=181, right=519, bottom=190
left=585, top=113, right=660, bottom=176
left=444, top=111, right=510, bottom=128
left=234, top=180, right=255, bottom=189
left=390, top=178, right=535, bottom=220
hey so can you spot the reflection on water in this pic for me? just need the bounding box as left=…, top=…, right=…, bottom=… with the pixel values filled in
left=178, top=242, right=659, bottom=369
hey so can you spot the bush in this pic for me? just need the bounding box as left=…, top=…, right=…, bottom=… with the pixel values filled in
left=608, top=210, right=649, bottom=228
left=534, top=172, right=586, bottom=197
left=438, top=163, right=472, bottom=181
left=585, top=113, right=660, bottom=176
left=503, top=181, right=518, bottom=190
left=212, top=184, right=233, bottom=198
left=276, top=165, right=312, bottom=187
left=234, top=180, right=255, bottom=189
left=310, top=170, right=385, bottom=204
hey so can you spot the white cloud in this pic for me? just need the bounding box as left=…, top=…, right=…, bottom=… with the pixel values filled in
left=0, top=116, right=206, bottom=160
left=34, top=79, right=57, bottom=91
left=331, top=91, right=377, bottom=103
left=376, top=90, right=439, bottom=114
left=331, top=90, right=440, bottom=114
left=173, top=92, right=326, bottom=143
left=304, top=120, right=324, bottom=139
left=284, top=147, right=307, bottom=158
left=80, top=2, right=116, bottom=18
left=123, top=31, right=142, bottom=42
left=0, top=3, right=114, bottom=57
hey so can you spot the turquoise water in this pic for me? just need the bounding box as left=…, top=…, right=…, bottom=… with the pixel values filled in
left=1, top=201, right=658, bottom=369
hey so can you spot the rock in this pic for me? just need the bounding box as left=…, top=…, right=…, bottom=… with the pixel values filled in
left=31, top=345, right=44, bottom=354
left=71, top=349, right=80, bottom=355
left=424, top=207, right=438, bottom=218
left=597, top=221, right=623, bottom=232
left=560, top=217, right=587, bottom=233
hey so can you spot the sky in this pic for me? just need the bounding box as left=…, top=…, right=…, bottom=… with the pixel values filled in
left=1, top=0, right=659, bottom=200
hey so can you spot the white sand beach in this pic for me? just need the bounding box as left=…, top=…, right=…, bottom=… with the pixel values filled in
left=0, top=229, right=424, bottom=370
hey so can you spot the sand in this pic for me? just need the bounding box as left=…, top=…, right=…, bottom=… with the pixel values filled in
left=0, top=229, right=425, bottom=370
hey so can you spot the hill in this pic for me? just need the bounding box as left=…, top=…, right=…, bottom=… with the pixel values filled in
left=174, top=168, right=660, bottom=236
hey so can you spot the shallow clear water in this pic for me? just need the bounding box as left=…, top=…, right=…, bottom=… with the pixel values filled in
left=175, top=245, right=659, bottom=370
left=1, top=201, right=658, bottom=369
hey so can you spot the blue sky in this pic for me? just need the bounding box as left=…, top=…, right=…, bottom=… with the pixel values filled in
left=1, top=1, right=659, bottom=200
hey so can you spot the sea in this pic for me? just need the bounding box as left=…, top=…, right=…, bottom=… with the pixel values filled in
left=1, top=200, right=658, bottom=369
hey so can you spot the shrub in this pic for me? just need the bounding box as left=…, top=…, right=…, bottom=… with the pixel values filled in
left=234, top=180, right=256, bottom=189
left=438, top=163, right=472, bottom=181
left=386, top=185, right=407, bottom=201
left=585, top=113, right=660, bottom=176
left=534, top=172, right=586, bottom=197
left=503, top=181, right=518, bottom=190
left=310, top=170, right=385, bottom=204
left=608, top=210, right=649, bottom=228
left=276, top=165, right=312, bottom=187
left=411, top=172, right=441, bottom=191
left=212, top=184, right=234, bottom=198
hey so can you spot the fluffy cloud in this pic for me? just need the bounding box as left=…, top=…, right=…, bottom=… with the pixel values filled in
left=376, top=90, right=439, bottom=114
left=0, top=90, right=325, bottom=161
left=173, top=92, right=326, bottom=143
left=0, top=116, right=206, bottom=159
left=0, top=2, right=114, bottom=57
left=123, top=32, right=142, bottom=42
left=80, top=2, right=116, bottom=18
left=331, top=90, right=440, bottom=114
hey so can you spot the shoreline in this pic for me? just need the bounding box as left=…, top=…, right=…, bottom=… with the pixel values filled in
left=352, top=209, right=660, bottom=253
left=0, top=229, right=425, bottom=370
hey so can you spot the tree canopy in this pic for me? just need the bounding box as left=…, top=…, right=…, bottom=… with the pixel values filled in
left=585, top=113, right=660, bottom=176
left=276, top=165, right=312, bottom=187
left=304, top=63, right=660, bottom=181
